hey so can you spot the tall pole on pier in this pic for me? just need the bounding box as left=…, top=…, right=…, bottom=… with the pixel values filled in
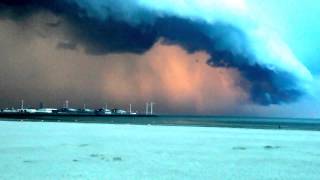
left=66, top=100, right=69, bottom=109
left=129, top=104, right=132, bottom=114
left=146, top=102, right=149, bottom=115
left=21, top=99, right=24, bottom=110
left=150, top=102, right=155, bottom=115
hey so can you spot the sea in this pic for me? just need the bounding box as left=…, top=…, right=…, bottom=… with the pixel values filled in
left=1, top=115, right=320, bottom=130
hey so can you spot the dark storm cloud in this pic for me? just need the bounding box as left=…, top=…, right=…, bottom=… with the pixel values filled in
left=0, top=0, right=307, bottom=105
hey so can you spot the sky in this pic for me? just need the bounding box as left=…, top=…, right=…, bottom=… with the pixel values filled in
left=0, top=0, right=319, bottom=117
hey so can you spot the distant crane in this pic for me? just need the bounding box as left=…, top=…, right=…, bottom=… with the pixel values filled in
left=65, top=100, right=69, bottom=109
left=145, top=102, right=155, bottom=115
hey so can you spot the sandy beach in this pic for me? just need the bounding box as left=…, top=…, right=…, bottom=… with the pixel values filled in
left=0, top=120, right=319, bottom=180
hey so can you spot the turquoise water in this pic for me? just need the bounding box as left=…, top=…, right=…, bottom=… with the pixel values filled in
left=1, top=115, right=320, bottom=130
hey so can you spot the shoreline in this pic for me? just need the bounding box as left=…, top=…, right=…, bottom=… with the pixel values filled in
left=1, top=115, right=320, bottom=131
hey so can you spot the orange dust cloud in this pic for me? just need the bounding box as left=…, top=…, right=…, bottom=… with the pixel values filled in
left=102, top=42, right=249, bottom=113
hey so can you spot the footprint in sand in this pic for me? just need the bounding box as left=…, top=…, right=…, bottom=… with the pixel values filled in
left=232, top=146, right=247, bottom=150
left=264, top=145, right=280, bottom=150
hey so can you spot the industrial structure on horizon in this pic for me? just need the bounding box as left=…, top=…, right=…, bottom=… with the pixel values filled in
left=0, top=100, right=156, bottom=116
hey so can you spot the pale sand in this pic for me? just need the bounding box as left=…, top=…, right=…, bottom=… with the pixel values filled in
left=0, top=121, right=319, bottom=180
